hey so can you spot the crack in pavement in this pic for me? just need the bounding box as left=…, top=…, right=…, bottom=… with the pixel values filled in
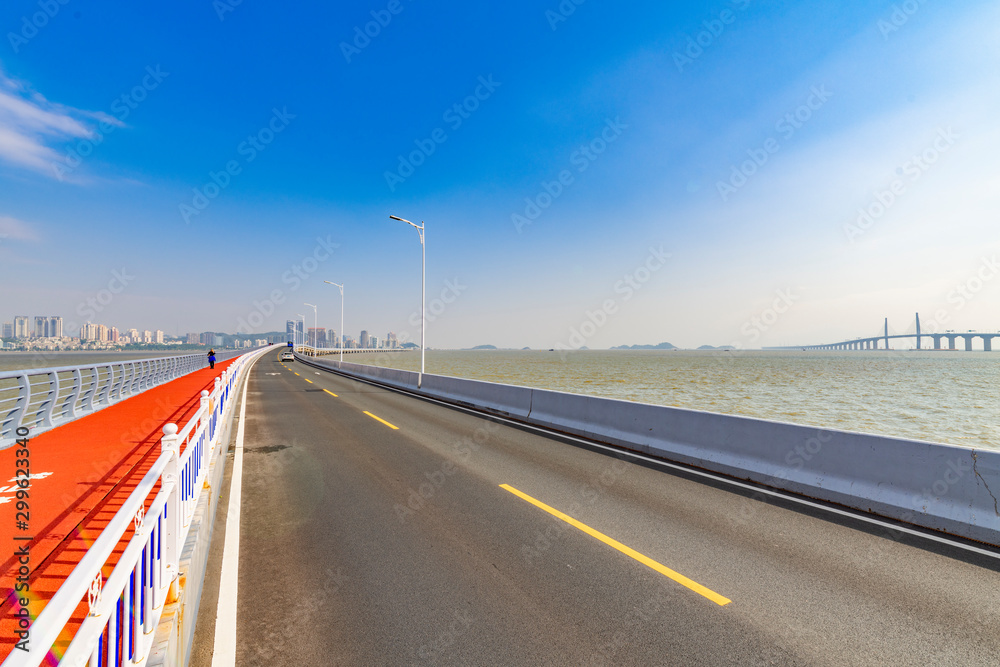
left=972, top=451, right=1000, bottom=517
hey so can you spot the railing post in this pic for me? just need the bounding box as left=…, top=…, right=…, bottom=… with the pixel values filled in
left=110, top=363, right=124, bottom=401
left=67, top=367, right=84, bottom=418
left=8, top=373, right=30, bottom=438
left=40, top=370, right=60, bottom=427
left=160, top=423, right=181, bottom=604
left=200, top=390, right=210, bottom=474
left=212, top=378, right=222, bottom=441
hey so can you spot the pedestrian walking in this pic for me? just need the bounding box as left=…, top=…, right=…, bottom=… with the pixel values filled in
left=208, top=348, right=216, bottom=369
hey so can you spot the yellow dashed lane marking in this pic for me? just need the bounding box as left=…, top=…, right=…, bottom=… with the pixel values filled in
left=363, top=411, right=399, bottom=430
left=499, top=483, right=731, bottom=606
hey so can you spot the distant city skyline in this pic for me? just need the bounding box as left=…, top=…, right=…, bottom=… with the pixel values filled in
left=5, top=308, right=1000, bottom=351
left=1, top=3, right=997, bottom=349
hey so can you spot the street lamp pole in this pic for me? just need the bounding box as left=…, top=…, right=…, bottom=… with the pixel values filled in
left=389, top=215, right=425, bottom=386
left=324, top=281, right=345, bottom=365
left=295, top=313, right=306, bottom=352
left=304, top=303, right=318, bottom=354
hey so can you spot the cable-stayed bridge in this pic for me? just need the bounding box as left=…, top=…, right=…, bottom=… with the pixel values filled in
left=766, top=312, right=999, bottom=351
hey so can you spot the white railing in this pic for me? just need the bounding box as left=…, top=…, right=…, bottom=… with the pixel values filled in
left=0, top=349, right=256, bottom=449
left=295, top=344, right=408, bottom=357
left=2, top=345, right=272, bottom=667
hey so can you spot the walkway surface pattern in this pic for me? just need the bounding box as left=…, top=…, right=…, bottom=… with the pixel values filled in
left=0, top=359, right=237, bottom=664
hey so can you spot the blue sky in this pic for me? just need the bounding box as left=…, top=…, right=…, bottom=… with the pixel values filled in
left=1, top=0, right=997, bottom=349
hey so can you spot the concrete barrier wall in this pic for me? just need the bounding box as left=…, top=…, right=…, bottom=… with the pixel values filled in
left=308, top=358, right=419, bottom=390
left=420, top=374, right=534, bottom=419
left=298, top=357, right=1000, bottom=547
left=525, top=389, right=1000, bottom=546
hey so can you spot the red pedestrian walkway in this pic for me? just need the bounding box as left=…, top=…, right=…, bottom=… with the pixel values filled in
left=0, top=358, right=238, bottom=664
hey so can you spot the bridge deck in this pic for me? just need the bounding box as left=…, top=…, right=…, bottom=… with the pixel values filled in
left=0, top=359, right=237, bottom=664
left=188, top=351, right=1000, bottom=665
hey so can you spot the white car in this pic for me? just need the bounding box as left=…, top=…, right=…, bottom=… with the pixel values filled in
left=280, top=351, right=294, bottom=361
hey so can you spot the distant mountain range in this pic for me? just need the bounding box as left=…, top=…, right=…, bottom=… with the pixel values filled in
left=607, top=343, right=737, bottom=350
left=462, top=343, right=737, bottom=351
left=610, top=342, right=677, bottom=350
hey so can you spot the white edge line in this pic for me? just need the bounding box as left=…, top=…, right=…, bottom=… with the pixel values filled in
left=211, top=355, right=257, bottom=666
left=304, top=359, right=1000, bottom=562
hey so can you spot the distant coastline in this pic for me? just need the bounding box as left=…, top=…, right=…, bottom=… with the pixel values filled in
left=610, top=342, right=677, bottom=350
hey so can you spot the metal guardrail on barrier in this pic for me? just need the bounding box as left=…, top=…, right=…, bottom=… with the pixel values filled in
left=3, top=345, right=272, bottom=667
left=0, top=349, right=254, bottom=449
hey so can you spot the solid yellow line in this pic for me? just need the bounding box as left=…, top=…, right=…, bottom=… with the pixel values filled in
left=304, top=378, right=313, bottom=384
left=499, top=484, right=731, bottom=606
left=363, top=411, right=399, bottom=430
left=323, top=389, right=338, bottom=397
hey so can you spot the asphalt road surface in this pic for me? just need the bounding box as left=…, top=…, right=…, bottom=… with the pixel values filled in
left=190, top=350, right=1000, bottom=666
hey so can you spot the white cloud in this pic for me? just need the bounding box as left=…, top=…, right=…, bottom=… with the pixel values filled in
left=0, top=215, right=40, bottom=242
left=0, top=66, right=121, bottom=177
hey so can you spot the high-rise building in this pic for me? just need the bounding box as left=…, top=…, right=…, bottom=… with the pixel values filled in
left=187, top=333, right=200, bottom=344
left=81, top=323, right=111, bottom=342
left=48, top=317, right=63, bottom=338
left=111, top=327, right=120, bottom=343
left=154, top=330, right=164, bottom=344
left=34, top=316, right=48, bottom=338
left=370, top=336, right=381, bottom=349
left=308, top=328, right=326, bottom=347
left=200, top=332, right=215, bottom=346
left=286, top=320, right=296, bottom=338
left=326, top=330, right=338, bottom=348
left=2, top=322, right=12, bottom=338
left=14, top=316, right=29, bottom=339
left=386, top=332, right=398, bottom=349
left=360, top=330, right=370, bottom=349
